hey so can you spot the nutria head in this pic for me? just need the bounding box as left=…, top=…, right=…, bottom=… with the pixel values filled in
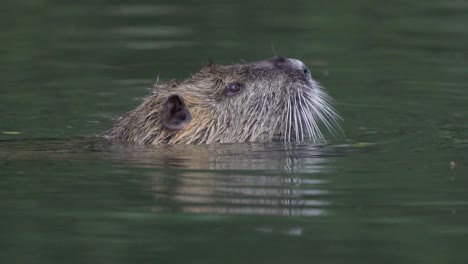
left=107, top=57, right=341, bottom=144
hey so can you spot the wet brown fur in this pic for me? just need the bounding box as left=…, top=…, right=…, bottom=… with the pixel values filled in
left=107, top=58, right=339, bottom=144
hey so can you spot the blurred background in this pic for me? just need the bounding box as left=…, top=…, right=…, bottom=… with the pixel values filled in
left=1, top=0, right=466, bottom=140
left=1, top=0, right=468, bottom=263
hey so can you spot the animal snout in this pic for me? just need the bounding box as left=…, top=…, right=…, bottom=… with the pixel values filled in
left=269, top=57, right=312, bottom=80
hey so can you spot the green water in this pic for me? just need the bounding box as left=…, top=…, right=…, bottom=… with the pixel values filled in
left=1, top=0, right=468, bottom=263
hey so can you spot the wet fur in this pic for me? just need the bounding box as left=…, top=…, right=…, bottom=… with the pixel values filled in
left=107, top=58, right=341, bottom=144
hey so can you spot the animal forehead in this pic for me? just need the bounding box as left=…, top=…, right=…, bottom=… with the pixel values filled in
left=218, top=65, right=280, bottom=81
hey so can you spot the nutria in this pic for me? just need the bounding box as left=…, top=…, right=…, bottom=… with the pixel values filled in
left=106, top=57, right=341, bottom=144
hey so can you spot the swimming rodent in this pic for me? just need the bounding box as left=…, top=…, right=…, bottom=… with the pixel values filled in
left=106, top=57, right=341, bottom=144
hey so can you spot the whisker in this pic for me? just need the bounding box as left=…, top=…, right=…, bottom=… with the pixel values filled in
left=294, top=94, right=304, bottom=141
left=304, top=89, right=343, bottom=137
left=298, top=93, right=314, bottom=142
left=301, top=92, right=326, bottom=141
left=298, top=93, right=318, bottom=142
left=303, top=95, right=337, bottom=137
left=287, top=97, right=292, bottom=142
left=293, top=97, right=299, bottom=141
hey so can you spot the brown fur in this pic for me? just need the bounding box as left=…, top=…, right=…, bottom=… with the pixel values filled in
left=106, top=58, right=340, bottom=144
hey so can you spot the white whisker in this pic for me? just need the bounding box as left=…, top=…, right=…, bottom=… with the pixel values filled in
left=294, top=94, right=304, bottom=141
left=298, top=93, right=319, bottom=142
left=293, top=97, right=299, bottom=141
left=274, top=75, right=342, bottom=143
left=287, top=97, right=292, bottom=142
left=304, top=89, right=343, bottom=137
left=303, top=95, right=336, bottom=137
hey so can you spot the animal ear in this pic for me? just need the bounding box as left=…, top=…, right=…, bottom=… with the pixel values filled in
left=207, top=58, right=215, bottom=67
left=201, top=58, right=216, bottom=73
left=163, top=94, right=192, bottom=130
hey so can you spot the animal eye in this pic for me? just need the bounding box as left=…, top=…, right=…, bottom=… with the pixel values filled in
left=225, top=82, right=244, bottom=96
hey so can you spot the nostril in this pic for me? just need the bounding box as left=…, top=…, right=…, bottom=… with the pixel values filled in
left=277, top=57, right=286, bottom=62
left=303, top=68, right=310, bottom=76
left=270, top=57, right=287, bottom=65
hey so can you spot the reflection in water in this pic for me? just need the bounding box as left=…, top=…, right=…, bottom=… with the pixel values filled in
left=149, top=170, right=330, bottom=216
left=142, top=142, right=334, bottom=216
left=1, top=138, right=343, bottom=216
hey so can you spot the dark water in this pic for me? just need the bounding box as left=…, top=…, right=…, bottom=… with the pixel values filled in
left=1, top=0, right=468, bottom=263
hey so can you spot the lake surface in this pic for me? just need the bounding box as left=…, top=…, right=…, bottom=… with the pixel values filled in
left=1, top=0, right=468, bottom=263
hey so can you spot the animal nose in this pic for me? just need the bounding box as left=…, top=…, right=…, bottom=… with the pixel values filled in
left=269, top=57, right=312, bottom=79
